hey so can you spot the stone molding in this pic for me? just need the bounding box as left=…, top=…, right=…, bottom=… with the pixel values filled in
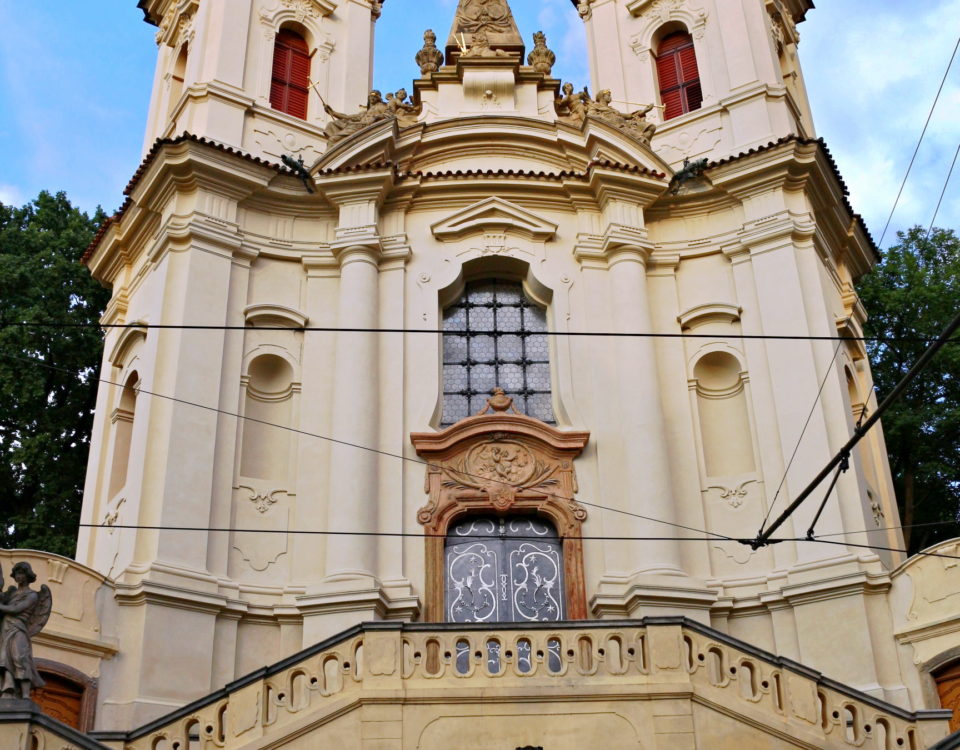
left=94, top=619, right=951, bottom=750
left=430, top=196, right=558, bottom=242
left=411, top=413, right=590, bottom=622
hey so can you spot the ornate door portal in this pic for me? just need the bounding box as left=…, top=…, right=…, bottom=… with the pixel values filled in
left=445, top=516, right=565, bottom=623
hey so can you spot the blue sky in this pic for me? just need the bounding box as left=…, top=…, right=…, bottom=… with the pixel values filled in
left=0, top=0, right=957, bottom=248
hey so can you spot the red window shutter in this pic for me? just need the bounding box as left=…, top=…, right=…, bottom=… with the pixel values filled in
left=655, top=32, right=702, bottom=120
left=656, top=52, right=680, bottom=90
left=678, top=45, right=699, bottom=82
left=270, top=30, right=311, bottom=120
left=661, top=88, right=684, bottom=120
left=685, top=81, right=703, bottom=111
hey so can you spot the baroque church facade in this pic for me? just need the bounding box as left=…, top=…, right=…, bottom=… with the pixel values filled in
left=6, top=0, right=960, bottom=748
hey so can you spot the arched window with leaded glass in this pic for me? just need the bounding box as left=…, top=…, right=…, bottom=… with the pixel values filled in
left=441, top=280, right=554, bottom=426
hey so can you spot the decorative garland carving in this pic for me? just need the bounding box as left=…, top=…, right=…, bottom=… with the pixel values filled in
left=259, top=0, right=336, bottom=26
left=411, top=409, right=589, bottom=622
left=155, top=0, right=199, bottom=47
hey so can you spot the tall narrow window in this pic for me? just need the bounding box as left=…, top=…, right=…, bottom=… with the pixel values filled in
left=270, top=29, right=310, bottom=119
left=442, top=280, right=554, bottom=426
left=656, top=31, right=702, bottom=120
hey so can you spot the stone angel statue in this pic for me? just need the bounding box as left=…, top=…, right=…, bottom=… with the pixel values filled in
left=0, top=561, right=52, bottom=700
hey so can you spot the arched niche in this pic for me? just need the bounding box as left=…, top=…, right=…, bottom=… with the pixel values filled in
left=411, top=409, right=589, bottom=622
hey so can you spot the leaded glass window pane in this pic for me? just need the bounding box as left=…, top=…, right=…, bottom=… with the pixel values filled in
left=441, top=280, right=555, bottom=426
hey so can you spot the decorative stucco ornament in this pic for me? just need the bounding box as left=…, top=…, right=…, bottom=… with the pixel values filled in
left=462, top=29, right=508, bottom=58
left=526, top=31, right=555, bottom=75
left=476, top=387, right=521, bottom=415
left=415, top=29, right=444, bottom=75
left=0, top=561, right=52, bottom=700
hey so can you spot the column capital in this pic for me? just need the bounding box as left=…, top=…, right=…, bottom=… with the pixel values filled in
left=330, top=239, right=381, bottom=267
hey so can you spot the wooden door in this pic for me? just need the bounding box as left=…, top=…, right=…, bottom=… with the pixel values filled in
left=935, top=661, right=960, bottom=733
left=33, top=673, right=84, bottom=729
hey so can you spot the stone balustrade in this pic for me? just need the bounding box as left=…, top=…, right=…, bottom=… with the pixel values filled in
left=89, top=618, right=949, bottom=750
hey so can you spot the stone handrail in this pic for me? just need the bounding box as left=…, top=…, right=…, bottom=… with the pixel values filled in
left=95, top=618, right=950, bottom=750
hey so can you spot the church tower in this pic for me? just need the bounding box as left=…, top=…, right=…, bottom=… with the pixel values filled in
left=139, top=0, right=381, bottom=163
left=65, top=0, right=955, bottom=745
left=580, top=0, right=816, bottom=166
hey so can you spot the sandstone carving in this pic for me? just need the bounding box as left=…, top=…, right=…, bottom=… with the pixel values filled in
left=476, top=387, right=520, bottom=415
left=415, top=29, right=444, bottom=75
left=386, top=88, right=422, bottom=128
left=526, top=31, right=555, bottom=75
left=323, top=89, right=421, bottom=144
left=0, top=561, right=52, bottom=700
left=455, top=0, right=515, bottom=34
left=555, top=81, right=588, bottom=124
left=555, top=85, right=657, bottom=144
left=585, top=88, right=657, bottom=144
left=323, top=90, right=390, bottom=143
left=462, top=29, right=508, bottom=58
left=446, top=0, right=524, bottom=59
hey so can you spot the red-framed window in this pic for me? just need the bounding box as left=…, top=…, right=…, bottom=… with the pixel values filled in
left=656, top=32, right=703, bottom=120
left=270, top=29, right=310, bottom=119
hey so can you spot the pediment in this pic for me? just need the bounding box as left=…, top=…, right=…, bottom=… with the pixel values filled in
left=430, top=197, right=558, bottom=242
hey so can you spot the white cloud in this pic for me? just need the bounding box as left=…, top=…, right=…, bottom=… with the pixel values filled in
left=0, top=184, right=24, bottom=207
left=802, top=0, right=960, bottom=243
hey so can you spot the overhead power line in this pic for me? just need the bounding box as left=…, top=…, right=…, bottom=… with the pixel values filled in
left=810, top=537, right=960, bottom=563
left=0, top=351, right=727, bottom=542
left=4, top=320, right=959, bottom=344
left=877, top=33, right=960, bottom=247
left=749, top=305, right=960, bottom=549
left=925, top=141, right=960, bottom=240
left=759, top=341, right=843, bottom=534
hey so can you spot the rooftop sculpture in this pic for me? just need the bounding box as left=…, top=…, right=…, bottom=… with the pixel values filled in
left=415, top=29, right=444, bottom=75
left=526, top=31, right=555, bottom=76
left=0, top=561, right=52, bottom=700
left=323, top=89, right=422, bottom=145
left=555, top=84, right=658, bottom=145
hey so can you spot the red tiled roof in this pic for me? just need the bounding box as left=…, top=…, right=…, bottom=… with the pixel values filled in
left=83, top=133, right=288, bottom=263
left=706, top=135, right=876, bottom=255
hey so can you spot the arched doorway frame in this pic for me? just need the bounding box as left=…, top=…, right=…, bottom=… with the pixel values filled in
left=411, top=410, right=590, bottom=622
left=33, top=658, right=98, bottom=731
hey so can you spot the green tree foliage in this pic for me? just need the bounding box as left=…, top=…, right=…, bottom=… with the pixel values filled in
left=0, top=191, right=110, bottom=556
left=858, top=226, right=960, bottom=553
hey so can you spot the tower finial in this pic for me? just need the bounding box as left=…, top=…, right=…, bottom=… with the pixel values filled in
left=445, top=0, right=524, bottom=63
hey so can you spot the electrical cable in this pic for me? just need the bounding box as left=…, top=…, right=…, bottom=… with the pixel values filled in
left=758, top=341, right=843, bottom=534
left=3, top=320, right=959, bottom=344
left=808, top=536, right=960, bottom=562
left=8, top=520, right=758, bottom=544
left=804, top=453, right=849, bottom=539
left=813, top=519, right=960, bottom=539
left=0, top=350, right=731, bottom=542
left=877, top=34, right=960, bottom=247
left=750, top=304, right=960, bottom=548
left=925, top=141, right=960, bottom=240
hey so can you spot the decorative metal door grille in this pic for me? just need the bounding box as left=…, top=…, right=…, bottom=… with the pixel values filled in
left=445, top=516, right=566, bottom=623
left=441, top=280, right=555, bottom=426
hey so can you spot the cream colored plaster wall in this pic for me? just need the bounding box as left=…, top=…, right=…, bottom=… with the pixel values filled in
left=71, top=0, right=927, bottom=731
left=78, top=131, right=912, bottom=724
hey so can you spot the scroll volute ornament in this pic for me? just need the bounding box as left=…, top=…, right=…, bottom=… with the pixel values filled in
left=411, top=398, right=590, bottom=621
